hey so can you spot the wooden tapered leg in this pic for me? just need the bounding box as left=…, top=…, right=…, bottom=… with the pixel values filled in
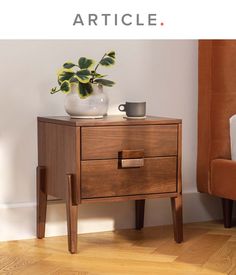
left=222, top=198, right=233, bottom=228
left=171, top=196, right=183, bottom=243
left=66, top=174, right=78, bottom=254
left=135, top=199, right=145, bottom=230
left=36, top=166, right=47, bottom=239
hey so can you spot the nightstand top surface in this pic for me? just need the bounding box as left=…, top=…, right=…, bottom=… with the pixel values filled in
left=38, top=115, right=181, bottom=126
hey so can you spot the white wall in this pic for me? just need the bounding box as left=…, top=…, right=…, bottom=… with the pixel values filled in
left=0, top=40, right=222, bottom=241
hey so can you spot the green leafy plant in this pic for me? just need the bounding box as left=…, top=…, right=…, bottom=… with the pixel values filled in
left=51, top=51, right=116, bottom=98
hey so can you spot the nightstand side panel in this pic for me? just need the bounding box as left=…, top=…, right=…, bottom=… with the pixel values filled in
left=38, top=121, right=77, bottom=199
left=177, top=123, right=182, bottom=194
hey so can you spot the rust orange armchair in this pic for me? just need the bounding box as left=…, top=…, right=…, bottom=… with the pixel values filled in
left=197, top=40, right=236, bottom=228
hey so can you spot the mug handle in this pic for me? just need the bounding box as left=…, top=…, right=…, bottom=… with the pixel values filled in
left=118, top=104, right=126, bottom=112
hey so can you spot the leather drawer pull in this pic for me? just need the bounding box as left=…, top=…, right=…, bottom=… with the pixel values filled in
left=121, top=158, right=144, bottom=168
left=119, top=150, right=144, bottom=168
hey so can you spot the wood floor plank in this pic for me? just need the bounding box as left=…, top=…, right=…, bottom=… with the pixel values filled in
left=44, top=256, right=202, bottom=275
left=0, top=254, right=39, bottom=274
left=202, top=241, right=236, bottom=274
left=1, top=221, right=236, bottom=274
left=57, top=271, right=96, bottom=275
left=55, top=245, right=177, bottom=263
left=15, top=260, right=62, bottom=274
left=176, top=234, right=231, bottom=265
left=153, top=227, right=209, bottom=257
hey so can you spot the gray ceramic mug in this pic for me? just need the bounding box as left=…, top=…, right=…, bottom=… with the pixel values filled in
left=118, top=102, right=146, bottom=117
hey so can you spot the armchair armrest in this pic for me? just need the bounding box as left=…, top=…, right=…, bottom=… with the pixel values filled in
left=211, top=159, right=236, bottom=199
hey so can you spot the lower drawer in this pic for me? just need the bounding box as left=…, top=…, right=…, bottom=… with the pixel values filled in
left=81, top=157, right=177, bottom=198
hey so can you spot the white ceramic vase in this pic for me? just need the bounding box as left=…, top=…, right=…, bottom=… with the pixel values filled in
left=64, top=84, right=109, bottom=118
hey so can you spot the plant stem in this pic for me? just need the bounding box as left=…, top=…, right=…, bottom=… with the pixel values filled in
left=50, top=88, right=61, bottom=94
left=91, top=53, right=106, bottom=83
left=94, top=53, right=106, bottom=73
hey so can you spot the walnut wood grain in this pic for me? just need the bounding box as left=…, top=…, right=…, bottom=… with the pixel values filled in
left=66, top=174, right=78, bottom=254
left=171, top=123, right=183, bottom=243
left=36, top=166, right=47, bottom=239
left=81, top=157, right=177, bottom=198
left=82, top=125, right=178, bottom=160
left=135, top=200, right=145, bottom=230
left=177, top=124, right=182, bottom=194
left=171, top=195, right=183, bottom=243
left=38, top=115, right=181, bottom=127
left=81, top=192, right=178, bottom=204
left=75, top=127, right=81, bottom=204
left=38, top=122, right=79, bottom=200
left=119, top=149, right=144, bottom=159
left=37, top=116, right=182, bottom=252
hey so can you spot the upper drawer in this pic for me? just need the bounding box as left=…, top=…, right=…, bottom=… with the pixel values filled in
left=81, top=125, right=178, bottom=160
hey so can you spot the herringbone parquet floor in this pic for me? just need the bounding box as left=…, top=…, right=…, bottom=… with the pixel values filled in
left=1, top=220, right=236, bottom=274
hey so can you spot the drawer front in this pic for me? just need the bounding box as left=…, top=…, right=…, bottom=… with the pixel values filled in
left=81, top=125, right=178, bottom=160
left=81, top=157, right=177, bottom=198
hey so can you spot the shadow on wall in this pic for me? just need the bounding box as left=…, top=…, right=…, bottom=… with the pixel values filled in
left=184, top=193, right=223, bottom=222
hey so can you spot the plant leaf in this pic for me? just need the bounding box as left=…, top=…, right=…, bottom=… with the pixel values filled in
left=58, top=69, right=75, bottom=84
left=100, top=57, right=115, bottom=67
left=107, top=51, right=115, bottom=59
left=60, top=80, right=71, bottom=93
left=76, top=69, right=91, bottom=83
left=69, top=76, right=79, bottom=83
left=63, top=62, right=75, bottom=69
left=78, top=57, right=95, bottom=69
left=78, top=82, right=93, bottom=98
left=94, top=78, right=115, bottom=87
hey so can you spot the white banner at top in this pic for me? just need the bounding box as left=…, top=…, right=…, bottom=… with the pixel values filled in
left=0, top=0, right=235, bottom=39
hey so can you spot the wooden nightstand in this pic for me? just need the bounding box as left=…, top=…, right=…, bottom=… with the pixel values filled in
left=37, top=116, right=183, bottom=253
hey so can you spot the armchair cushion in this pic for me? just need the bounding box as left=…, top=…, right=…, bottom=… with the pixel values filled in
left=211, top=159, right=236, bottom=200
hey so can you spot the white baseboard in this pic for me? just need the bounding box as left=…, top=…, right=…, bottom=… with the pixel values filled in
left=0, top=192, right=223, bottom=242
